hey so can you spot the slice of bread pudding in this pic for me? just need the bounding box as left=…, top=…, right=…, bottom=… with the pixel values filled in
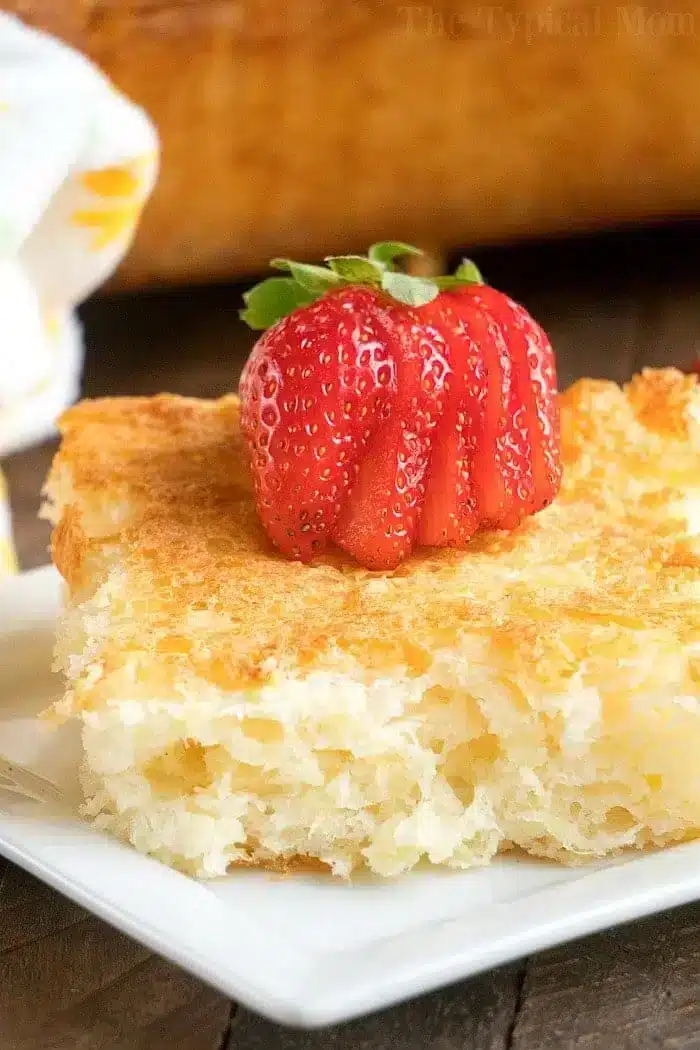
left=43, top=369, right=700, bottom=878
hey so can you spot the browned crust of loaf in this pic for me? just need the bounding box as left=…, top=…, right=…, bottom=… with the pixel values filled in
left=52, top=505, right=87, bottom=593
left=18, top=0, right=700, bottom=288
left=47, top=369, right=700, bottom=695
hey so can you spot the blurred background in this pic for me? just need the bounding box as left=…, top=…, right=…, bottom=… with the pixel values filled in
left=4, top=0, right=700, bottom=566
left=13, top=0, right=700, bottom=288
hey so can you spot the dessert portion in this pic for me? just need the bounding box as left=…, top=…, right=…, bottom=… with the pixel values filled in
left=44, top=367, right=700, bottom=878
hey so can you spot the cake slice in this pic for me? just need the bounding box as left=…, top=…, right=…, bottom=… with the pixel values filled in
left=43, top=368, right=700, bottom=878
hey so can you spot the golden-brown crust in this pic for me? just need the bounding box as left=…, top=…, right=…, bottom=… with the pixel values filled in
left=51, top=505, right=85, bottom=592
left=626, top=368, right=700, bottom=440
left=46, top=368, right=700, bottom=705
left=228, top=853, right=332, bottom=878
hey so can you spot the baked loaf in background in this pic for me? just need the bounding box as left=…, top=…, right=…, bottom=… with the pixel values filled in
left=16, top=1, right=700, bottom=288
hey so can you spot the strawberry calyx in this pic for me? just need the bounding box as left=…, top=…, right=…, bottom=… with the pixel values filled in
left=240, top=242, right=484, bottom=331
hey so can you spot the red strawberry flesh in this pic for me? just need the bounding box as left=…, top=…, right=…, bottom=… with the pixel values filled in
left=332, top=312, right=450, bottom=569
left=240, top=287, right=396, bottom=560
left=416, top=294, right=482, bottom=546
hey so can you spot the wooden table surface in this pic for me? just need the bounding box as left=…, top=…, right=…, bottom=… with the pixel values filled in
left=2, top=223, right=700, bottom=1050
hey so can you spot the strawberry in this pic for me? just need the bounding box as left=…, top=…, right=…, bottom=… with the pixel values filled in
left=239, top=285, right=397, bottom=561
left=331, top=309, right=451, bottom=569
left=239, top=244, right=561, bottom=570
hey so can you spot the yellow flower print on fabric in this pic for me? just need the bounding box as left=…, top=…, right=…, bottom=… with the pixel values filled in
left=71, top=203, right=142, bottom=250
left=80, top=165, right=141, bottom=198
left=0, top=472, right=17, bottom=576
left=0, top=537, right=18, bottom=575
left=72, top=153, right=155, bottom=251
left=43, top=309, right=61, bottom=341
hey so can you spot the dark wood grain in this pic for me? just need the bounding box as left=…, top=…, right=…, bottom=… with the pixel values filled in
left=511, top=904, right=700, bottom=1050
left=0, top=859, right=231, bottom=1050
left=229, top=963, right=525, bottom=1050
left=0, top=224, right=697, bottom=1049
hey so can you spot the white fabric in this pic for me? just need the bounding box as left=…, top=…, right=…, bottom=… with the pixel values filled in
left=0, top=14, right=158, bottom=572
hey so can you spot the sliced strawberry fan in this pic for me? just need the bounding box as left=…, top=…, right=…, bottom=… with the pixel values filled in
left=239, top=243, right=561, bottom=571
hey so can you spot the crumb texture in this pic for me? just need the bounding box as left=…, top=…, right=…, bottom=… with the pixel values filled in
left=45, top=369, right=700, bottom=877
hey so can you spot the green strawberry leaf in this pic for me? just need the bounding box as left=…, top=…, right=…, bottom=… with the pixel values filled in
left=433, top=260, right=485, bottom=291
left=270, top=259, right=344, bottom=296
left=432, top=276, right=466, bottom=290
left=240, top=277, right=315, bottom=330
left=326, top=255, right=384, bottom=283
left=381, top=270, right=439, bottom=306
left=240, top=245, right=484, bottom=329
left=368, top=241, right=423, bottom=270
left=453, top=258, right=484, bottom=284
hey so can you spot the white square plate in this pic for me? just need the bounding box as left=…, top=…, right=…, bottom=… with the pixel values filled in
left=2, top=567, right=700, bottom=1028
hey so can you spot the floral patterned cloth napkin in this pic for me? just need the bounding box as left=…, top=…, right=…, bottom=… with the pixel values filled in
left=0, top=13, right=158, bottom=573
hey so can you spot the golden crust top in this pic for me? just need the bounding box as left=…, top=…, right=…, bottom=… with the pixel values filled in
left=47, top=368, right=700, bottom=697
